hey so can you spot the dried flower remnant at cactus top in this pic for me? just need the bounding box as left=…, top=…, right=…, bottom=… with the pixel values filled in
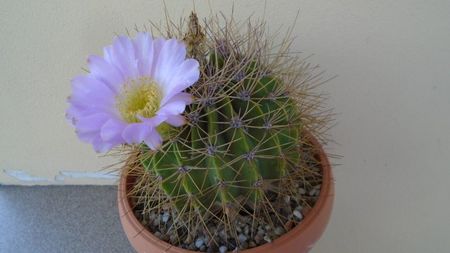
left=66, top=34, right=200, bottom=152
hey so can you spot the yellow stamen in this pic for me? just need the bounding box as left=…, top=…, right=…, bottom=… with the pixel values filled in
left=116, top=77, right=162, bottom=123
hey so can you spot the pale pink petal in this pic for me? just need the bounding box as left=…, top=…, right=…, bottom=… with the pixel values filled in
left=133, top=33, right=154, bottom=76
left=144, top=129, right=162, bottom=150
left=165, top=115, right=186, bottom=127
left=66, top=106, right=109, bottom=125
left=121, top=123, right=151, bottom=144
left=152, top=39, right=187, bottom=94
left=103, top=45, right=115, bottom=65
left=150, top=38, right=165, bottom=65
left=75, top=113, right=110, bottom=133
left=160, top=59, right=199, bottom=104
left=157, top=100, right=187, bottom=116
left=87, top=55, right=123, bottom=93
left=138, top=114, right=166, bottom=128
left=70, top=76, right=115, bottom=109
left=100, top=119, right=126, bottom=142
left=109, top=36, right=139, bottom=79
left=92, top=136, right=119, bottom=153
left=161, top=92, right=193, bottom=106
left=76, top=130, right=98, bottom=143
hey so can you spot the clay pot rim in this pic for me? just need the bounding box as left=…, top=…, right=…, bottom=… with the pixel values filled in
left=118, top=132, right=333, bottom=253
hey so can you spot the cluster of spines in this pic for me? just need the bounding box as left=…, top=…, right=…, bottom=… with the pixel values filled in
left=141, top=50, right=303, bottom=213
left=126, top=12, right=331, bottom=249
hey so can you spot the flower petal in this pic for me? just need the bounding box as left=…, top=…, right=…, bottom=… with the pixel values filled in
left=100, top=119, right=126, bottom=142
left=133, top=32, right=154, bottom=77
left=121, top=123, right=150, bottom=144
left=68, top=33, right=198, bottom=153
left=69, top=75, right=116, bottom=110
left=87, top=55, right=123, bottom=93
left=152, top=39, right=187, bottom=93
left=161, top=59, right=199, bottom=104
left=108, top=36, right=139, bottom=79
left=165, top=115, right=186, bottom=127
left=92, top=136, right=119, bottom=153
left=157, top=100, right=187, bottom=116
left=162, top=92, right=193, bottom=106
left=76, top=130, right=98, bottom=143
left=138, top=114, right=166, bottom=128
left=75, top=113, right=110, bottom=134
left=144, top=129, right=162, bottom=150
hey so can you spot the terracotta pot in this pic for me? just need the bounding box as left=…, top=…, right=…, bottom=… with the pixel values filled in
left=118, top=133, right=334, bottom=253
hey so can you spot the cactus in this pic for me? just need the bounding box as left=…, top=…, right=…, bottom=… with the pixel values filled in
left=130, top=12, right=330, bottom=250
left=141, top=55, right=303, bottom=212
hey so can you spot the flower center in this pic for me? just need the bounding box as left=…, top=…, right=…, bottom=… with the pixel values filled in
left=116, top=78, right=162, bottom=123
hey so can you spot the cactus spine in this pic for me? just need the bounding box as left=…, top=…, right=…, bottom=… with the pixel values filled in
left=140, top=13, right=303, bottom=213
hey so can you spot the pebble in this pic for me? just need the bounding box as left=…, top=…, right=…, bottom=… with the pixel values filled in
left=219, top=246, right=228, bottom=253
left=219, top=229, right=227, bottom=239
left=184, top=234, right=193, bottom=244
left=257, top=229, right=265, bottom=236
left=285, top=220, right=295, bottom=230
left=244, top=225, right=250, bottom=235
left=298, top=188, right=306, bottom=194
left=152, top=216, right=160, bottom=226
left=208, top=226, right=217, bottom=233
left=195, top=238, right=205, bottom=248
left=169, top=234, right=177, bottom=244
left=309, top=188, right=318, bottom=196
left=238, top=234, right=247, bottom=243
left=240, top=241, right=249, bottom=249
left=242, top=216, right=251, bottom=223
left=162, top=212, right=170, bottom=223
left=284, top=195, right=291, bottom=203
left=293, top=210, right=303, bottom=220
left=161, top=234, right=170, bottom=241
left=263, top=235, right=272, bottom=243
left=188, top=243, right=196, bottom=250
left=274, top=226, right=285, bottom=236
left=254, top=234, right=263, bottom=244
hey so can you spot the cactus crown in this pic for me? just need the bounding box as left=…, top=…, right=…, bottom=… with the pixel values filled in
left=127, top=12, right=331, bottom=250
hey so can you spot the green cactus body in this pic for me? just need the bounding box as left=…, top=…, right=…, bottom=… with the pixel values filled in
left=140, top=51, right=303, bottom=212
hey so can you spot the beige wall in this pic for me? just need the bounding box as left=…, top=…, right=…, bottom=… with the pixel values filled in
left=1, top=0, right=449, bottom=252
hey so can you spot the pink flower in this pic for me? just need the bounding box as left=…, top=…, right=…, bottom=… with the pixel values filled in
left=66, top=33, right=200, bottom=152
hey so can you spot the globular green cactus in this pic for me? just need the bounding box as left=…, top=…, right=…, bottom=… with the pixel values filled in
left=131, top=13, right=329, bottom=250
left=140, top=47, right=303, bottom=214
